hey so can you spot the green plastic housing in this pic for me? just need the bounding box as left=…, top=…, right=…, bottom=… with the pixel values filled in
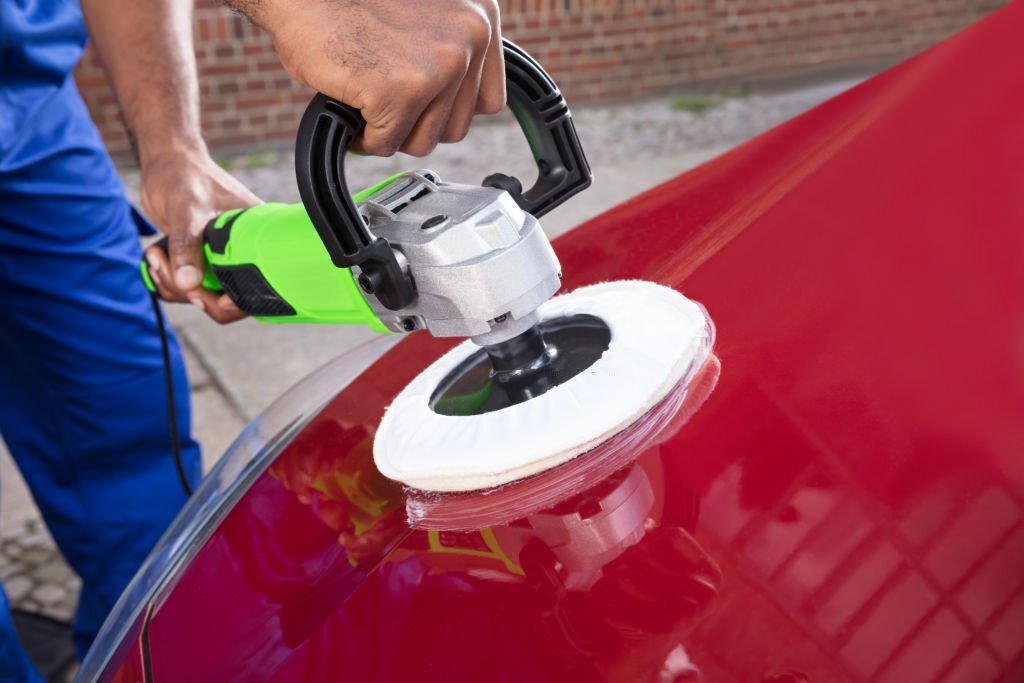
left=204, top=204, right=380, bottom=329
left=202, top=177, right=402, bottom=330
left=140, top=176, right=405, bottom=331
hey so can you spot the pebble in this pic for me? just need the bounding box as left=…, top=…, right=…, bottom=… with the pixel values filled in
left=0, top=561, right=18, bottom=582
left=18, top=545, right=50, bottom=567
left=34, top=560, right=74, bottom=584
left=31, top=583, right=67, bottom=606
left=5, top=575, right=32, bottom=603
left=1, top=523, right=78, bottom=620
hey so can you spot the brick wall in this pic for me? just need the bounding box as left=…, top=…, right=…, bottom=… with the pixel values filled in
left=75, top=0, right=1005, bottom=161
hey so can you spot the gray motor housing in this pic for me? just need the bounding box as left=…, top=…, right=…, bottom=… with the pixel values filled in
left=356, top=170, right=562, bottom=346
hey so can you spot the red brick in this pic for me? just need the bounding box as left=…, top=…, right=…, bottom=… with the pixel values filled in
left=75, top=0, right=1005, bottom=161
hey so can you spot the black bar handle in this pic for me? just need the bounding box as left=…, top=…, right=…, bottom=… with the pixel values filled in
left=482, top=40, right=592, bottom=218
left=295, top=96, right=416, bottom=310
left=294, top=39, right=591, bottom=311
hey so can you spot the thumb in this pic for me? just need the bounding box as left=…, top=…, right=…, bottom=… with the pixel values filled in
left=168, top=219, right=206, bottom=291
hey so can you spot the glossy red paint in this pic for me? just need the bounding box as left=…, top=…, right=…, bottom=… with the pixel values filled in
left=109, top=4, right=1024, bottom=681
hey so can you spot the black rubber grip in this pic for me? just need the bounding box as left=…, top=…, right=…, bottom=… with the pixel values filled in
left=212, top=264, right=295, bottom=317
left=483, top=40, right=592, bottom=218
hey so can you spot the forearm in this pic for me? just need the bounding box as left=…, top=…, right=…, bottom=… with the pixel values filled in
left=80, top=0, right=204, bottom=163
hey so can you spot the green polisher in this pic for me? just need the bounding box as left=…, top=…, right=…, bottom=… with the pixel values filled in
left=144, top=39, right=592, bottom=402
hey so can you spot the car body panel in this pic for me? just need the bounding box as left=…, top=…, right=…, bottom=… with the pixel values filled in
left=99, top=3, right=1024, bottom=681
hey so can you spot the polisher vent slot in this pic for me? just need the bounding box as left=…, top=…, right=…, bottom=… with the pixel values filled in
left=390, top=187, right=432, bottom=215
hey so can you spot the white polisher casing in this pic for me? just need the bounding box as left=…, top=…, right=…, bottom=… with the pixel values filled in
left=373, top=280, right=712, bottom=493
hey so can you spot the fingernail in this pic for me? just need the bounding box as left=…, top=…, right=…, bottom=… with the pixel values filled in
left=176, top=265, right=203, bottom=290
left=221, top=298, right=240, bottom=312
left=146, top=253, right=161, bottom=272
left=187, top=294, right=206, bottom=311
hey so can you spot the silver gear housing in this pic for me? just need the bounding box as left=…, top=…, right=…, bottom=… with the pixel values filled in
left=355, top=170, right=561, bottom=346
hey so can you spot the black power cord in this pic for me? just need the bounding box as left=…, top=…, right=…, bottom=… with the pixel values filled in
left=149, top=291, right=194, bottom=498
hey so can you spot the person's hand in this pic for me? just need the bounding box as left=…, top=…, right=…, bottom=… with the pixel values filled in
left=140, top=146, right=261, bottom=324
left=239, top=0, right=505, bottom=157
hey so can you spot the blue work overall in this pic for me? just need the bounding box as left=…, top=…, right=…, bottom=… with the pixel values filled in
left=0, top=2, right=201, bottom=680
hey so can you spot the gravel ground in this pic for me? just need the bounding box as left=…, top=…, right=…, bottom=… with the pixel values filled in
left=0, top=519, right=80, bottom=623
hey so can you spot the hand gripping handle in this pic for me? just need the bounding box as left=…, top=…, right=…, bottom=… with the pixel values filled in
left=294, top=38, right=592, bottom=312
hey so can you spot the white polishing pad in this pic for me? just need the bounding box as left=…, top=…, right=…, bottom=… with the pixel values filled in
left=374, top=281, right=709, bottom=492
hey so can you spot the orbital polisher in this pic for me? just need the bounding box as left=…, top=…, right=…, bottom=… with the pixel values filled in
left=146, top=40, right=713, bottom=493
left=146, top=41, right=589, bottom=403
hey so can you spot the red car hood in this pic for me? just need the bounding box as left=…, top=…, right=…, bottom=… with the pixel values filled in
left=99, top=3, right=1024, bottom=682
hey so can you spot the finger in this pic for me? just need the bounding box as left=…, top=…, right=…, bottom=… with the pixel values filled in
left=150, top=270, right=182, bottom=303
left=214, top=294, right=247, bottom=323
left=353, top=87, right=434, bottom=157
left=441, top=44, right=486, bottom=144
left=145, top=246, right=189, bottom=302
left=401, top=80, right=464, bottom=157
left=168, top=219, right=207, bottom=291
left=354, top=106, right=421, bottom=157
left=186, top=288, right=247, bottom=324
left=477, top=14, right=506, bottom=115
left=151, top=270, right=185, bottom=304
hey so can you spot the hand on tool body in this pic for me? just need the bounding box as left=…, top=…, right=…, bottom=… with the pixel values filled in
left=141, top=145, right=260, bottom=323
left=225, top=0, right=506, bottom=157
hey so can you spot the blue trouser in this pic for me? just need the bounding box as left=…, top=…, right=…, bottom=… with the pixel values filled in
left=0, top=79, right=201, bottom=682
